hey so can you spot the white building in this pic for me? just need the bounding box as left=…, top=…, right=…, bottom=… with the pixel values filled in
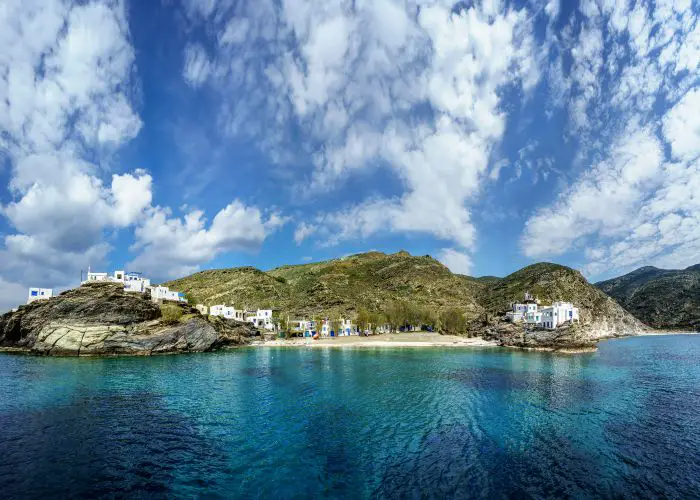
left=210, top=305, right=244, bottom=321
left=540, top=301, right=580, bottom=330
left=27, top=288, right=53, bottom=304
left=247, top=309, right=275, bottom=330
left=84, top=272, right=109, bottom=282
left=291, top=319, right=315, bottom=337
left=82, top=268, right=187, bottom=303
left=506, top=293, right=579, bottom=330
left=338, top=318, right=356, bottom=336
left=150, top=286, right=187, bottom=303
left=195, top=304, right=209, bottom=315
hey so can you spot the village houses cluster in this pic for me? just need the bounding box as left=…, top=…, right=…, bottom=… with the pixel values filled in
left=289, top=318, right=360, bottom=338
left=26, top=276, right=580, bottom=335
left=197, top=304, right=276, bottom=331
left=506, top=292, right=580, bottom=330
left=27, top=269, right=282, bottom=332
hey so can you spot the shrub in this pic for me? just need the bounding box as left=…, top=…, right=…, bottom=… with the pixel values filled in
left=440, top=308, right=467, bottom=335
left=160, top=304, right=183, bottom=325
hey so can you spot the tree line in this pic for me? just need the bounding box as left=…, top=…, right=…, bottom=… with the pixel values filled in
left=274, top=300, right=474, bottom=337
left=358, top=301, right=473, bottom=336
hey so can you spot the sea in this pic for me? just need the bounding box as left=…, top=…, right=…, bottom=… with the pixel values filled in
left=1, top=334, right=699, bottom=498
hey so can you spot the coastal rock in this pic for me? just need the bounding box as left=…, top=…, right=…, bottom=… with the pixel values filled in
left=0, top=282, right=258, bottom=356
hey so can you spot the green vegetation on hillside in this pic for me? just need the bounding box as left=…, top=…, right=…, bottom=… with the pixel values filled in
left=597, top=265, right=700, bottom=330
left=165, top=251, right=642, bottom=335
left=166, top=251, right=485, bottom=323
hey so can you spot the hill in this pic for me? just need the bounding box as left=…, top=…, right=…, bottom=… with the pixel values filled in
left=166, top=251, right=485, bottom=320
left=166, top=252, right=645, bottom=345
left=597, top=265, right=700, bottom=330
left=475, top=263, right=645, bottom=346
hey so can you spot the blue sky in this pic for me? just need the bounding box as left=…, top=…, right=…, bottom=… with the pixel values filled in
left=0, top=0, right=699, bottom=310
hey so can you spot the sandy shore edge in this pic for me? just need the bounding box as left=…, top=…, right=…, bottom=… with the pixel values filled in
left=251, top=334, right=499, bottom=348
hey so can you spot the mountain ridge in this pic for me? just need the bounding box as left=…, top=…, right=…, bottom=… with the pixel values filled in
left=596, top=264, right=700, bottom=330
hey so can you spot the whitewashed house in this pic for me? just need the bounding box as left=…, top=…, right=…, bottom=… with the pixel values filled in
left=291, top=319, right=314, bottom=337
left=150, top=286, right=186, bottom=303
left=338, top=318, right=356, bottom=336
left=27, top=288, right=53, bottom=304
left=210, top=305, right=244, bottom=321
left=85, top=272, right=109, bottom=282
left=246, top=309, right=275, bottom=330
left=540, top=302, right=580, bottom=330
left=506, top=292, right=540, bottom=323
left=320, top=319, right=333, bottom=337
left=506, top=292, right=579, bottom=330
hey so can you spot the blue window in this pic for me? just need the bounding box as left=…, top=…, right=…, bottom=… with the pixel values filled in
left=31, top=290, right=38, bottom=296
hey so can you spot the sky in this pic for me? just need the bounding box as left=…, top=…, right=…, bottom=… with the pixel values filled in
left=0, top=0, right=698, bottom=311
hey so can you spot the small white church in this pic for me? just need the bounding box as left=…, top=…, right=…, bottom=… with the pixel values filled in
left=506, top=292, right=580, bottom=330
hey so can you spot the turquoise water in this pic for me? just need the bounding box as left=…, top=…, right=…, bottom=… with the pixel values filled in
left=1, top=335, right=699, bottom=498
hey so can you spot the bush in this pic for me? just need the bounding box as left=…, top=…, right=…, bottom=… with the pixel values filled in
left=440, top=308, right=467, bottom=335
left=160, top=304, right=183, bottom=325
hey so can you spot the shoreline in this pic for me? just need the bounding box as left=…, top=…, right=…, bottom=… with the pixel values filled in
left=637, top=329, right=699, bottom=336
left=250, top=333, right=499, bottom=349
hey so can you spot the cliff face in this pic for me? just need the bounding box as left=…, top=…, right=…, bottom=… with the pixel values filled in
left=597, top=265, right=700, bottom=330
left=0, top=282, right=257, bottom=356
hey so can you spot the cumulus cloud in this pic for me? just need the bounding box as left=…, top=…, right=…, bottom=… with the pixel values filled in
left=0, top=0, right=280, bottom=309
left=0, top=0, right=145, bottom=305
left=129, top=202, right=285, bottom=278
left=437, top=248, right=473, bottom=276
left=181, top=0, right=541, bottom=258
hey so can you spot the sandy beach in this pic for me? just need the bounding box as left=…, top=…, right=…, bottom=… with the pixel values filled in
left=251, top=332, right=499, bottom=348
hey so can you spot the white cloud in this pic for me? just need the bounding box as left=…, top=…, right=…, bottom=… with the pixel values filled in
left=294, top=222, right=315, bottom=245
left=663, top=88, right=700, bottom=162
left=522, top=126, right=664, bottom=258
left=437, top=248, right=473, bottom=276
left=0, top=0, right=143, bottom=297
left=183, top=43, right=213, bottom=88
left=0, top=0, right=279, bottom=309
left=519, top=0, right=700, bottom=278
left=129, top=201, right=285, bottom=279
left=186, top=0, right=541, bottom=260
left=0, top=277, right=32, bottom=314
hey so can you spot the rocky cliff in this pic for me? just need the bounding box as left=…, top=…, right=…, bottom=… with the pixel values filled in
left=0, top=282, right=257, bottom=356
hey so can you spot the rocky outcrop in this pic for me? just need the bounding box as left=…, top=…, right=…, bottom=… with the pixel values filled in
left=0, top=282, right=257, bottom=356
left=471, top=291, right=648, bottom=351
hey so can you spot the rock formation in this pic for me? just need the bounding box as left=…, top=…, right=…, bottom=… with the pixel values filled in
left=0, top=282, right=257, bottom=356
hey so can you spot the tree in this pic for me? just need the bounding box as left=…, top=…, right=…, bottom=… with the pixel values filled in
left=385, top=301, right=408, bottom=332
left=440, top=308, right=467, bottom=335
left=357, top=307, right=371, bottom=332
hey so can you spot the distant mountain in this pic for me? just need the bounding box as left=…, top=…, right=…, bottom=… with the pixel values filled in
left=166, top=252, right=645, bottom=345
left=597, top=265, right=700, bottom=330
